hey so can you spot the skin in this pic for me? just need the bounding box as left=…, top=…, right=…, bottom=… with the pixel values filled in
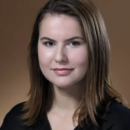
left=38, top=14, right=88, bottom=130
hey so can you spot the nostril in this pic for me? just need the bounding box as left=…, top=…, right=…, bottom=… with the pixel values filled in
left=55, top=55, right=67, bottom=63
left=55, top=50, right=68, bottom=63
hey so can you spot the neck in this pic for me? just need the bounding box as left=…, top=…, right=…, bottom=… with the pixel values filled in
left=50, top=84, right=84, bottom=114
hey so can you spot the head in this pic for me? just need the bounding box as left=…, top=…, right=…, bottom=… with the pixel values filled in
left=23, top=0, right=121, bottom=127
left=37, top=14, right=89, bottom=100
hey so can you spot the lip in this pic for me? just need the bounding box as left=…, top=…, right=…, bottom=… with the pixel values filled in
left=52, top=68, right=74, bottom=76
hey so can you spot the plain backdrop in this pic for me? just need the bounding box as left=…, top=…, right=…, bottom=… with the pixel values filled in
left=0, top=0, right=130, bottom=126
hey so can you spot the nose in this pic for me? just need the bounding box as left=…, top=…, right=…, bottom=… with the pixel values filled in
left=55, top=46, right=68, bottom=64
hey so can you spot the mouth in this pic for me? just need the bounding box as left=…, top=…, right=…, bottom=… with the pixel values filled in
left=52, top=68, right=74, bottom=76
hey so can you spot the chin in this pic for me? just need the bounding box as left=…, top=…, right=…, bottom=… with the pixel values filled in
left=52, top=82, right=71, bottom=88
left=53, top=84, right=72, bottom=89
left=52, top=80, right=80, bottom=89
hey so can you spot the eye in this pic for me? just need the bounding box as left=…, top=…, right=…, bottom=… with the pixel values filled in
left=69, top=41, right=80, bottom=46
left=44, top=41, right=55, bottom=47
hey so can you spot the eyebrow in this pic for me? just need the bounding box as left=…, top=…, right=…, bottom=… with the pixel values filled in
left=40, top=36, right=84, bottom=42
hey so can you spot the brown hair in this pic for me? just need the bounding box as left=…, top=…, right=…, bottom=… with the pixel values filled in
left=22, top=0, right=124, bottom=127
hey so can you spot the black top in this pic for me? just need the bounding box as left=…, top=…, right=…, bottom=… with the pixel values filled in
left=1, top=100, right=130, bottom=130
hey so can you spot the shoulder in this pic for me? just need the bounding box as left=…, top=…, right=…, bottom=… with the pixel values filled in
left=101, top=100, right=130, bottom=130
left=1, top=102, right=26, bottom=130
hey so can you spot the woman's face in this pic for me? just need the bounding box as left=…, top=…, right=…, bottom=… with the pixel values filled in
left=38, top=14, right=88, bottom=88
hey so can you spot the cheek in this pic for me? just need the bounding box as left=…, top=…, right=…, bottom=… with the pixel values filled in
left=70, top=49, right=88, bottom=67
left=38, top=47, right=54, bottom=67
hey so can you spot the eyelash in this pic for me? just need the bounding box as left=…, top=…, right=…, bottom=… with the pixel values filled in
left=69, top=41, right=81, bottom=46
left=43, top=42, right=55, bottom=46
left=43, top=41, right=81, bottom=47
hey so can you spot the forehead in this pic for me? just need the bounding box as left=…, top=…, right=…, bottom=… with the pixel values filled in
left=39, top=13, right=84, bottom=39
left=40, top=13, right=80, bottom=27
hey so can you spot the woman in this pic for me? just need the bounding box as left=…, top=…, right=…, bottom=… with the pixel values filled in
left=1, top=0, right=130, bottom=130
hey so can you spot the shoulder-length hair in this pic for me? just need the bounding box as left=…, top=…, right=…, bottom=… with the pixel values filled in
left=22, top=0, right=124, bottom=127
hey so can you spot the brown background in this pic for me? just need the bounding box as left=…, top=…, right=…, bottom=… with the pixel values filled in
left=0, top=0, right=130, bottom=126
